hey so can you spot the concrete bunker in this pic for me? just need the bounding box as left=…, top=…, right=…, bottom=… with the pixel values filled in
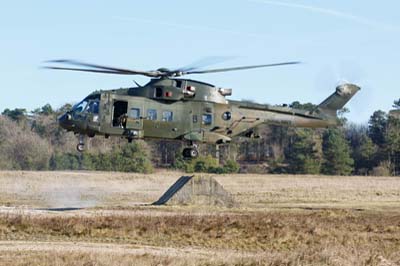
left=153, top=175, right=236, bottom=207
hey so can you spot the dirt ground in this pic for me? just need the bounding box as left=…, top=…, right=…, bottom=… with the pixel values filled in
left=0, top=170, right=400, bottom=265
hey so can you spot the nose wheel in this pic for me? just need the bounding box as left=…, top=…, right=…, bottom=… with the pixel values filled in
left=76, top=134, right=85, bottom=152
left=76, top=143, right=85, bottom=152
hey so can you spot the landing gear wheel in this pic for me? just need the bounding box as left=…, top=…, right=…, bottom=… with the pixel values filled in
left=76, top=143, right=85, bottom=152
left=189, top=148, right=199, bottom=158
left=182, top=147, right=199, bottom=159
left=76, top=134, right=86, bottom=152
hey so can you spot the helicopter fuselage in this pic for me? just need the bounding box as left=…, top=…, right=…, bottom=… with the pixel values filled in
left=58, top=78, right=359, bottom=150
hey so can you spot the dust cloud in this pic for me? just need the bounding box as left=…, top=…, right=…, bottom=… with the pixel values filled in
left=38, top=179, right=101, bottom=208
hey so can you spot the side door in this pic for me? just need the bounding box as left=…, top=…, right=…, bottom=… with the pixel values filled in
left=126, top=99, right=144, bottom=133
left=190, top=101, right=202, bottom=134
left=182, top=102, right=214, bottom=143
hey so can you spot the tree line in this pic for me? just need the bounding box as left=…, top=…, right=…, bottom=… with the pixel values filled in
left=0, top=99, right=399, bottom=175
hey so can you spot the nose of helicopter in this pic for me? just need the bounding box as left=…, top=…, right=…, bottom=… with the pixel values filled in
left=58, top=112, right=74, bottom=130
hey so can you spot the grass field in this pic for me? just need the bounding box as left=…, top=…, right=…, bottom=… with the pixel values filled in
left=0, top=171, right=400, bottom=265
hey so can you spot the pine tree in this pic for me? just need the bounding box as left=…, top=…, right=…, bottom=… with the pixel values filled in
left=368, top=110, right=387, bottom=147
left=386, top=115, right=400, bottom=175
left=285, top=129, right=321, bottom=174
left=355, top=135, right=376, bottom=174
left=393, top=99, right=400, bottom=109
left=368, top=110, right=389, bottom=167
left=322, top=128, right=354, bottom=175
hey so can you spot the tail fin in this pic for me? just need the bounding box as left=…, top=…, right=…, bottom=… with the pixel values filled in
left=317, top=83, right=360, bottom=117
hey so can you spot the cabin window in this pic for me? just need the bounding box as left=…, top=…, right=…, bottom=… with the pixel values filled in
left=175, top=80, right=182, bottom=88
left=162, top=111, right=173, bottom=122
left=155, top=87, right=163, bottom=97
left=88, top=101, right=99, bottom=114
left=222, top=111, right=231, bottom=121
left=147, top=109, right=157, bottom=120
left=202, top=114, right=212, bottom=125
left=73, top=100, right=88, bottom=113
left=129, top=108, right=140, bottom=119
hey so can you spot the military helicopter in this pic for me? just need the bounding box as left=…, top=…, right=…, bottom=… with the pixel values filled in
left=45, top=59, right=360, bottom=159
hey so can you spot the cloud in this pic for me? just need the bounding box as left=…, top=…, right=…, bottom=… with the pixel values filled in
left=247, top=0, right=398, bottom=32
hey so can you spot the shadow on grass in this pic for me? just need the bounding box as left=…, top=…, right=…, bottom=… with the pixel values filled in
left=36, top=207, right=85, bottom=212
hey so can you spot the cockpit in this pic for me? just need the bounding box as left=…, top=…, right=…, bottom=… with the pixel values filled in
left=72, top=100, right=88, bottom=113
left=72, top=94, right=100, bottom=114
left=58, top=94, right=101, bottom=134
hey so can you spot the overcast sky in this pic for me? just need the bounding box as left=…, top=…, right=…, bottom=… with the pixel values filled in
left=1, top=0, right=399, bottom=123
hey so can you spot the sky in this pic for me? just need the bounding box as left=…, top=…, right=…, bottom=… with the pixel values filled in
left=0, top=0, right=399, bottom=123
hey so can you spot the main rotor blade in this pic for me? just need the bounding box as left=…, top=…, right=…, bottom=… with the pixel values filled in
left=43, top=66, right=139, bottom=75
left=45, top=59, right=161, bottom=77
left=176, top=56, right=236, bottom=72
left=184, top=61, right=301, bottom=75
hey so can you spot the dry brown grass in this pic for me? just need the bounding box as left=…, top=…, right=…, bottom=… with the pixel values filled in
left=1, top=171, right=400, bottom=265
left=214, top=174, right=400, bottom=210
left=1, top=171, right=400, bottom=211
left=1, top=209, right=400, bottom=265
left=0, top=250, right=225, bottom=266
